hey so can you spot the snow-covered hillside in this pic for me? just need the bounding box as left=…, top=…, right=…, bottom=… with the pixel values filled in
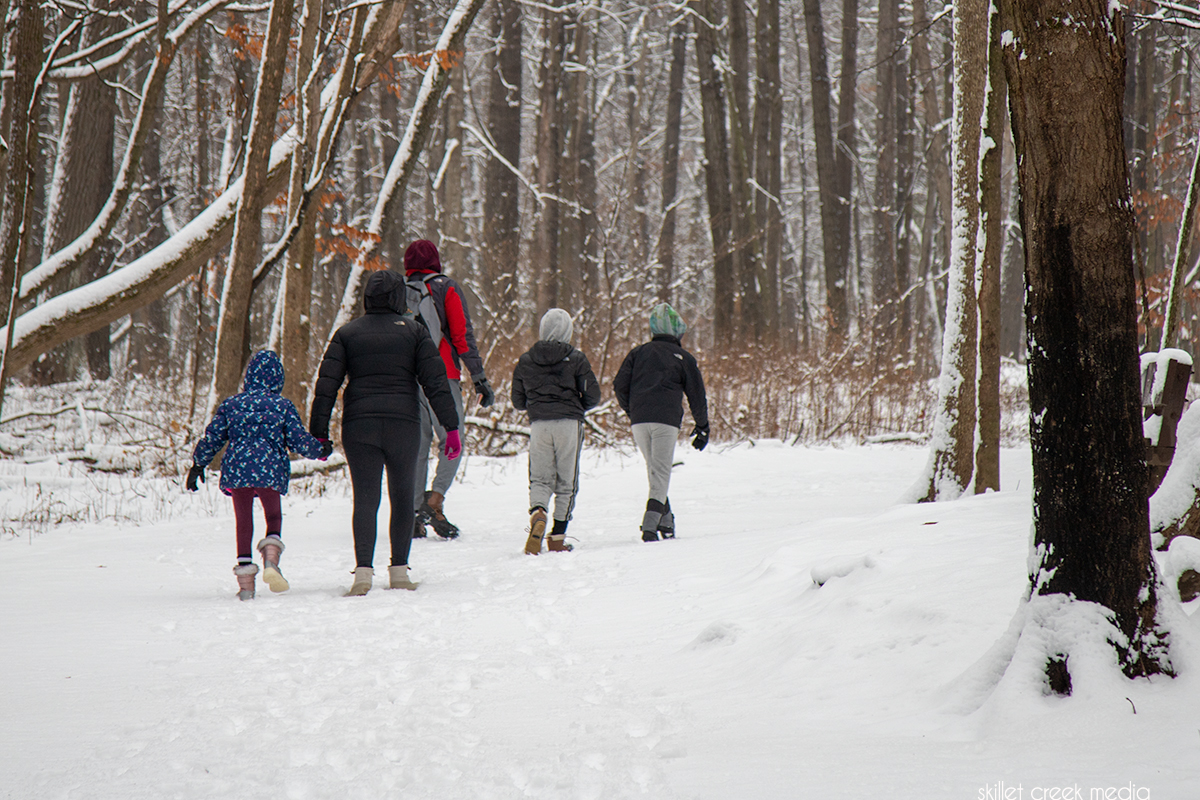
left=2, top=442, right=1198, bottom=799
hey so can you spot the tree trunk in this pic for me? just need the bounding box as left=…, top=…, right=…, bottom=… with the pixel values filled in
left=36, top=6, right=120, bottom=385
left=0, top=0, right=44, bottom=409
left=279, top=0, right=324, bottom=413
left=872, top=0, right=898, bottom=342
left=693, top=0, right=736, bottom=340
left=915, top=0, right=986, bottom=503
left=208, top=0, right=297, bottom=409
left=834, top=0, right=858, bottom=334
left=753, top=0, right=782, bottom=336
left=976, top=5, right=1004, bottom=494
left=895, top=32, right=914, bottom=347
left=802, top=0, right=849, bottom=345
left=656, top=17, right=687, bottom=304
left=1003, top=0, right=1169, bottom=681
left=532, top=1, right=563, bottom=321
left=727, top=0, right=761, bottom=337
left=911, top=0, right=953, bottom=289
left=481, top=0, right=522, bottom=338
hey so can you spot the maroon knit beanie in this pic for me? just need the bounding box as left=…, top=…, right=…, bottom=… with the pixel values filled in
left=404, top=239, right=442, bottom=275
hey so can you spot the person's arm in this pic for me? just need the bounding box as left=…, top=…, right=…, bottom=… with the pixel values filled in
left=309, top=331, right=347, bottom=439
left=576, top=352, right=602, bottom=411
left=613, top=350, right=634, bottom=415
left=282, top=399, right=325, bottom=459
left=414, top=325, right=460, bottom=432
left=192, top=401, right=231, bottom=468
left=511, top=360, right=527, bottom=411
left=683, top=353, right=709, bottom=430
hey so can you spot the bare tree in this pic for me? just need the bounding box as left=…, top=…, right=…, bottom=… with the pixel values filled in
left=912, top=0, right=987, bottom=503
left=1002, top=0, right=1170, bottom=686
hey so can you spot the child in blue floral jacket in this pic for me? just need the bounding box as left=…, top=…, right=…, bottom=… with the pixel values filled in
left=188, top=350, right=328, bottom=599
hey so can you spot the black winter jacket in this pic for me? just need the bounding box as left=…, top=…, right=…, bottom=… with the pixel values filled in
left=309, top=271, right=459, bottom=439
left=511, top=341, right=601, bottom=422
left=613, top=335, right=708, bottom=429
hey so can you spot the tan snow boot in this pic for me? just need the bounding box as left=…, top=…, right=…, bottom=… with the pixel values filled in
left=547, top=534, right=573, bottom=552
left=525, top=508, right=547, bottom=555
left=233, top=563, right=259, bottom=601
left=345, top=567, right=373, bottom=597
left=257, top=535, right=289, bottom=593
left=388, top=565, right=419, bottom=590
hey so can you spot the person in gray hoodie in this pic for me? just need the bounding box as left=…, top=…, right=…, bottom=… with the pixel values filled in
left=511, top=308, right=601, bottom=554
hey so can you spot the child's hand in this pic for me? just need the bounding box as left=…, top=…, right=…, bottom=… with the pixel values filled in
left=445, top=429, right=462, bottom=460
left=690, top=425, right=709, bottom=452
left=186, top=465, right=205, bottom=491
left=318, top=439, right=333, bottom=460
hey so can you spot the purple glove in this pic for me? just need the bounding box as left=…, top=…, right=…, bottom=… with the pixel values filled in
left=444, top=429, right=462, bottom=460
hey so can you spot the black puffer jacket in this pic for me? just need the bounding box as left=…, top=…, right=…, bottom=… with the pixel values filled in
left=613, top=335, right=708, bottom=429
left=511, top=341, right=601, bottom=422
left=309, top=271, right=458, bottom=438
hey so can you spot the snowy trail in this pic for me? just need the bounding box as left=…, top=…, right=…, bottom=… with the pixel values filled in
left=4, top=443, right=1200, bottom=799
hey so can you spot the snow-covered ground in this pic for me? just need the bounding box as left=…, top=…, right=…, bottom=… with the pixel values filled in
left=2, top=441, right=1198, bottom=799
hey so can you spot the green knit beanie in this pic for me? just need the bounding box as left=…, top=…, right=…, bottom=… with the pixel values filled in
left=648, top=303, right=687, bottom=338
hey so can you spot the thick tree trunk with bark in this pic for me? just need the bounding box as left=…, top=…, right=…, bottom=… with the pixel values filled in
left=976, top=6, right=1004, bottom=494
left=693, top=0, right=736, bottom=340
left=481, top=0, right=522, bottom=337
left=532, top=2, right=563, bottom=321
left=753, top=0, right=782, bottom=336
left=915, top=0, right=986, bottom=503
left=656, top=18, right=687, bottom=304
left=209, top=0, right=297, bottom=409
left=1003, top=0, right=1169, bottom=681
left=279, top=0, right=325, bottom=413
left=802, top=0, right=849, bottom=344
left=0, top=0, right=45, bottom=414
left=872, top=0, right=898, bottom=340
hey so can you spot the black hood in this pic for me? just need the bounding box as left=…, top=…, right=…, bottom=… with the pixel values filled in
left=363, top=270, right=407, bottom=314
left=529, top=340, right=573, bottom=366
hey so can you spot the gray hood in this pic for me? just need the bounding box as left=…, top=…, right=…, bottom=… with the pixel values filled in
left=539, top=308, right=574, bottom=344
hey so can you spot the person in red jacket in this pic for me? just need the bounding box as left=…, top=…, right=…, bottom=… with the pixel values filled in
left=403, top=240, right=494, bottom=539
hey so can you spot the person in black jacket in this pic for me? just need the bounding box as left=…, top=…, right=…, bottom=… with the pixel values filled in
left=310, top=270, right=461, bottom=596
left=511, top=308, right=601, bottom=555
left=613, top=303, right=709, bottom=542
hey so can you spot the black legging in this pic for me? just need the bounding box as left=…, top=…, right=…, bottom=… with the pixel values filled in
left=342, top=417, right=422, bottom=569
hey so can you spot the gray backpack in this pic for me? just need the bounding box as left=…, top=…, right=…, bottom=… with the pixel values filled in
left=405, top=273, right=443, bottom=347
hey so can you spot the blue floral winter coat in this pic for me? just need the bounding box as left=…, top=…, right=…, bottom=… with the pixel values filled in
left=192, top=351, right=323, bottom=494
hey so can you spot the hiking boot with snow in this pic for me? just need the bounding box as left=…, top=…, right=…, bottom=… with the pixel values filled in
left=233, top=563, right=259, bottom=600
left=547, top=518, right=573, bottom=552
left=345, top=567, right=373, bottom=597
left=525, top=507, right=547, bottom=555
left=412, top=515, right=428, bottom=539
left=257, top=534, right=289, bottom=592
left=420, top=490, right=460, bottom=539
left=388, top=564, right=419, bottom=590
left=657, top=501, right=676, bottom=540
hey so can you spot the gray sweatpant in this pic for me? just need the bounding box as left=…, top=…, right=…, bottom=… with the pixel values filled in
left=414, top=380, right=465, bottom=511
left=632, top=422, right=679, bottom=504
left=528, top=418, right=585, bottom=521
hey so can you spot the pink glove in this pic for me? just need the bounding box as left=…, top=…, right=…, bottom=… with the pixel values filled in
left=444, top=429, right=462, bottom=460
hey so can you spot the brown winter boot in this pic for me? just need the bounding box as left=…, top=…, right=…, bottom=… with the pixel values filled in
left=547, top=518, right=573, bottom=552
left=420, top=490, right=460, bottom=539
left=525, top=508, right=547, bottom=555
left=233, top=563, right=259, bottom=601
left=257, top=535, right=289, bottom=593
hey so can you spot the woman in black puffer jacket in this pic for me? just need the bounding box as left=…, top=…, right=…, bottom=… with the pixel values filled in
left=310, top=270, right=460, bottom=596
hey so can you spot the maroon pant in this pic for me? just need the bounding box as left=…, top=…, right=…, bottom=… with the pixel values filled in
left=229, top=487, right=282, bottom=560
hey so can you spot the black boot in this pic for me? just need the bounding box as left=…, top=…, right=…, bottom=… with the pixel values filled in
left=641, top=499, right=667, bottom=542
left=657, top=499, right=675, bottom=539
